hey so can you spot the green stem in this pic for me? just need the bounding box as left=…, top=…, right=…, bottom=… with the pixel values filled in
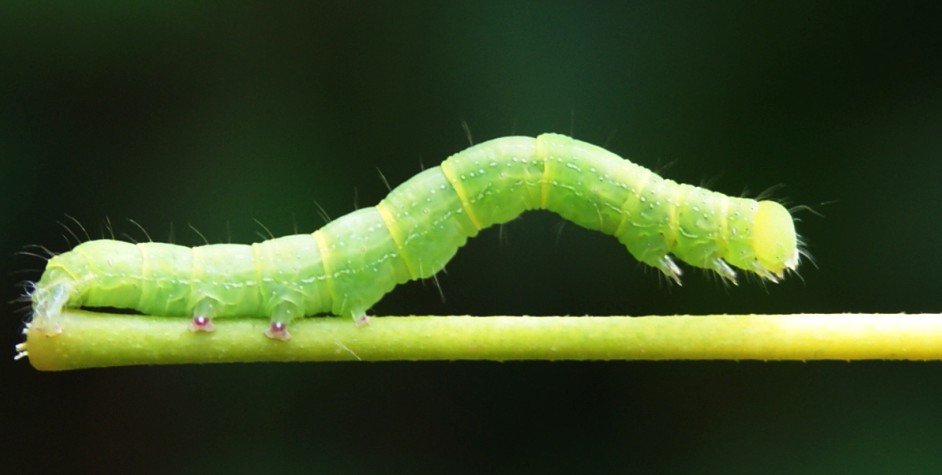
left=18, top=310, right=942, bottom=370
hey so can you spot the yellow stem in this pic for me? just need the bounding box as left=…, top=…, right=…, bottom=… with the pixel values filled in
left=18, top=310, right=942, bottom=371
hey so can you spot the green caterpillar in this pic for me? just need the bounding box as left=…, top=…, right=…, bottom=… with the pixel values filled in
left=30, top=133, right=800, bottom=340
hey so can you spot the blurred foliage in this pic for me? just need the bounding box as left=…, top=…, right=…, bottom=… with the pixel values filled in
left=3, top=1, right=942, bottom=473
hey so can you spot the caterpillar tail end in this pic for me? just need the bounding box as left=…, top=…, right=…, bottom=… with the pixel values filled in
left=14, top=329, right=29, bottom=361
left=16, top=279, right=74, bottom=362
left=29, top=282, right=71, bottom=337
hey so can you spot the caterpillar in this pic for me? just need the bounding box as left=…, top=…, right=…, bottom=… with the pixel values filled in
left=29, top=133, right=800, bottom=341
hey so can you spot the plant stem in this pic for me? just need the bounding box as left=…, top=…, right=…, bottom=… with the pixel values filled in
left=17, top=310, right=942, bottom=371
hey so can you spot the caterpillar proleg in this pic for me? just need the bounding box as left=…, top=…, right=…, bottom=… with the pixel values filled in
left=29, top=134, right=800, bottom=341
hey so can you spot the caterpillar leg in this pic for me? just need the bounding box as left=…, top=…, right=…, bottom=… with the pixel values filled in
left=751, top=264, right=782, bottom=283
left=266, top=321, right=291, bottom=341
left=353, top=313, right=370, bottom=326
left=264, top=302, right=303, bottom=341
left=654, top=255, right=683, bottom=286
left=710, top=258, right=739, bottom=285
left=189, top=299, right=218, bottom=333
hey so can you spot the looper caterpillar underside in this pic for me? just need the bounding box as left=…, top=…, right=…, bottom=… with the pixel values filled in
left=29, top=133, right=800, bottom=341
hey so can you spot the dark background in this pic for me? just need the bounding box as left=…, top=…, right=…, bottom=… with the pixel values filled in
left=3, top=1, right=942, bottom=473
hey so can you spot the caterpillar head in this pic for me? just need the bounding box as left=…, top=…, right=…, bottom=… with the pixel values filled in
left=751, top=200, right=799, bottom=280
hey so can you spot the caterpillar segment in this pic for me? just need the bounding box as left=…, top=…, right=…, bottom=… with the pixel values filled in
left=29, top=133, right=800, bottom=340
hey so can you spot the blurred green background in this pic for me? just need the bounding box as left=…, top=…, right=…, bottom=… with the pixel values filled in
left=3, top=1, right=942, bottom=473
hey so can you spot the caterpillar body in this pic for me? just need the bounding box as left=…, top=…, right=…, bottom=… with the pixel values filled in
left=30, top=133, right=799, bottom=340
